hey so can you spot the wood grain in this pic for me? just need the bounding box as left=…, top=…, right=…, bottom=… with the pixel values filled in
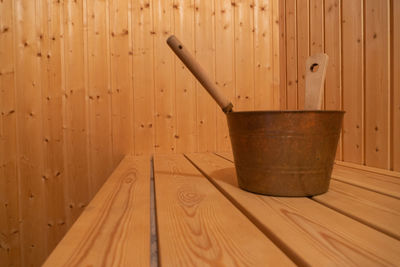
left=296, top=0, right=309, bottom=110
left=313, top=179, right=400, bottom=240
left=332, top=163, right=400, bottom=199
left=154, top=154, right=294, bottom=266
left=393, top=0, right=400, bottom=171
left=186, top=152, right=400, bottom=266
left=0, top=0, right=20, bottom=265
left=285, top=0, right=297, bottom=110
left=110, top=0, right=134, bottom=164
left=132, top=0, right=155, bottom=156
left=43, top=155, right=150, bottom=267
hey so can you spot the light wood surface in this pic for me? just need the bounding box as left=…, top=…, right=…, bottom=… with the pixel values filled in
left=304, top=53, right=329, bottom=110
left=285, top=0, right=297, bottom=110
left=187, top=152, right=400, bottom=266
left=43, top=155, right=151, bottom=267
left=313, top=179, right=400, bottom=240
left=154, top=154, right=294, bottom=266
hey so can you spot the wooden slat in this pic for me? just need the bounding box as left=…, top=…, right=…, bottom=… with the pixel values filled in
left=278, top=0, right=286, bottom=110
left=296, top=0, right=309, bottom=110
left=365, top=0, right=390, bottom=169
left=154, top=0, right=176, bottom=153
left=174, top=0, right=197, bottom=153
left=63, top=0, right=91, bottom=226
left=87, top=0, right=113, bottom=195
left=324, top=0, right=342, bottom=160
left=313, top=179, right=400, bottom=240
left=132, top=0, right=155, bottom=156
left=285, top=0, right=297, bottom=110
left=110, top=0, right=134, bottom=164
left=215, top=0, right=234, bottom=151
left=272, top=0, right=280, bottom=110
left=43, top=155, right=150, bottom=267
left=393, top=0, right=400, bottom=171
left=332, top=163, right=400, bottom=199
left=186, top=152, right=400, bottom=266
left=39, top=0, right=67, bottom=255
left=195, top=0, right=217, bottom=152
left=0, top=0, right=20, bottom=265
left=234, top=0, right=255, bottom=111
left=14, top=0, right=47, bottom=265
left=154, top=154, right=294, bottom=266
left=254, top=0, right=274, bottom=110
left=336, top=160, right=400, bottom=178
left=342, top=0, right=364, bottom=164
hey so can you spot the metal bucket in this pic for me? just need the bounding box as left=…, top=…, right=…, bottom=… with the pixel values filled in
left=227, top=110, right=344, bottom=196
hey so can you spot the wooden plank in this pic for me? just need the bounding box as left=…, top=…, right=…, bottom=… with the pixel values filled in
left=154, top=154, right=294, bottom=266
left=365, top=0, right=390, bottom=169
left=332, top=164, right=400, bottom=199
left=63, top=0, right=91, bottom=226
left=39, top=0, right=67, bottom=255
left=14, top=0, right=47, bottom=265
left=296, top=0, right=309, bottom=110
left=43, top=155, right=150, bottom=266
left=132, top=0, right=155, bottom=156
left=254, top=0, right=274, bottom=110
left=234, top=0, right=255, bottom=111
left=215, top=0, right=235, bottom=151
left=87, top=0, right=114, bottom=195
left=195, top=0, right=217, bottom=152
left=336, top=160, right=400, bottom=178
left=285, top=0, right=297, bottom=110
left=272, top=0, right=280, bottom=110
left=110, top=0, right=134, bottom=164
left=174, top=0, right=197, bottom=153
left=324, top=0, right=342, bottom=160
left=0, top=0, right=20, bottom=265
left=186, top=152, right=400, bottom=266
left=313, top=179, right=400, bottom=240
left=278, top=0, right=286, bottom=110
left=153, top=0, right=176, bottom=153
left=393, top=0, right=400, bottom=171
left=342, top=0, right=364, bottom=164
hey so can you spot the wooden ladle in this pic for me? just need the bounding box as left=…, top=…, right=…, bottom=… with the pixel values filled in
left=304, top=53, right=329, bottom=110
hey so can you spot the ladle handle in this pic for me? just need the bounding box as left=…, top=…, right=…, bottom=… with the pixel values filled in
left=167, top=35, right=233, bottom=113
left=305, top=53, right=329, bottom=110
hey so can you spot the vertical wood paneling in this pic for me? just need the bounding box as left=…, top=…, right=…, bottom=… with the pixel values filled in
left=154, top=0, right=176, bottom=153
left=296, top=0, right=309, bottom=110
left=278, top=0, right=286, bottom=110
left=132, top=0, right=155, bottom=156
left=110, top=0, right=134, bottom=164
left=393, top=0, right=400, bottom=171
left=195, top=0, right=216, bottom=151
left=234, top=0, right=255, bottom=111
left=0, top=0, right=20, bottom=265
left=39, top=0, right=67, bottom=253
left=342, top=0, right=364, bottom=164
left=63, top=0, right=90, bottom=226
left=324, top=0, right=342, bottom=160
left=365, top=0, right=390, bottom=169
left=285, top=0, right=297, bottom=109
left=254, top=0, right=274, bottom=110
left=87, top=0, right=113, bottom=195
left=174, top=0, right=196, bottom=153
left=272, top=0, right=280, bottom=110
left=14, top=0, right=47, bottom=265
left=215, top=0, right=235, bottom=151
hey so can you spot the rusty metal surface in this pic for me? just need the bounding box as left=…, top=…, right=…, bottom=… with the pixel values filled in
left=227, top=110, right=344, bottom=196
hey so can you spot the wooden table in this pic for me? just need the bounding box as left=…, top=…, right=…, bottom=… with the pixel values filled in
left=44, top=153, right=400, bottom=266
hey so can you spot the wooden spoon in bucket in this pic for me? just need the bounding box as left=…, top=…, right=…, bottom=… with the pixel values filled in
left=167, top=35, right=233, bottom=113
left=304, top=53, right=329, bottom=110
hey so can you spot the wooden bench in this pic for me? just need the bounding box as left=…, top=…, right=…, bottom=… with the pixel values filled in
left=44, top=152, right=400, bottom=266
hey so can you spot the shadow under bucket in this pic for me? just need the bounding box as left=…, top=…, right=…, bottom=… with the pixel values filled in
left=227, top=110, right=344, bottom=197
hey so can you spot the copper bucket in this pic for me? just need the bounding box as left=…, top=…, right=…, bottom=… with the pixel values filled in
left=227, top=110, right=344, bottom=196
left=167, top=35, right=344, bottom=196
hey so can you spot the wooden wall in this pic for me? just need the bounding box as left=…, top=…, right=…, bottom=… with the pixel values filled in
left=0, top=0, right=280, bottom=266
left=279, top=0, right=399, bottom=171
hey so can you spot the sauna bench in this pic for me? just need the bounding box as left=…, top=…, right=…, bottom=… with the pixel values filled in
left=44, top=152, right=400, bottom=266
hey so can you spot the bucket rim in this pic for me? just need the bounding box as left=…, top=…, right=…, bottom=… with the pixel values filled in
left=227, top=110, right=345, bottom=115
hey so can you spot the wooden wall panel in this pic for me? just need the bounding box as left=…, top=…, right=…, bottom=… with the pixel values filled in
left=279, top=0, right=398, bottom=169
left=195, top=0, right=216, bottom=151
left=393, top=0, right=400, bottom=171
left=285, top=0, right=297, bottom=109
left=0, top=0, right=20, bottom=266
left=174, top=0, right=196, bottom=153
